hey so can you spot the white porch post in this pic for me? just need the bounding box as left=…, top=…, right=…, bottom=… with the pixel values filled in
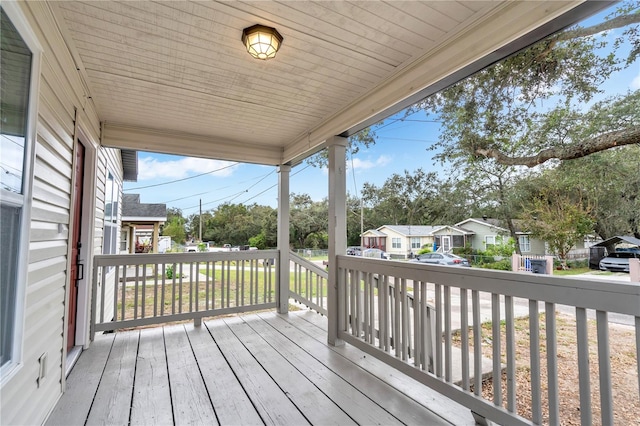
left=328, top=136, right=347, bottom=346
left=277, top=164, right=291, bottom=314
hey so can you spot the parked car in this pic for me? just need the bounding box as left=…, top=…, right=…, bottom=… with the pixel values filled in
left=598, top=251, right=640, bottom=272
left=362, top=248, right=390, bottom=260
left=346, top=246, right=362, bottom=256
left=411, top=252, right=471, bottom=267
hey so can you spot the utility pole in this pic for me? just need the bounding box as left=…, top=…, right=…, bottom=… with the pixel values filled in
left=199, top=199, right=202, bottom=242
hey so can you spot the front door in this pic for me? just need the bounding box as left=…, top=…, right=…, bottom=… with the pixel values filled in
left=442, top=236, right=451, bottom=252
left=67, top=141, right=85, bottom=351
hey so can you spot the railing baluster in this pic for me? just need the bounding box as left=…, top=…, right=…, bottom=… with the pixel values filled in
left=382, top=275, right=390, bottom=352
left=235, top=260, right=240, bottom=307
left=394, top=278, right=401, bottom=358
left=134, top=264, right=140, bottom=319
left=160, top=264, right=166, bottom=316
left=444, top=285, right=452, bottom=382
left=435, top=284, right=442, bottom=378
left=529, top=300, right=542, bottom=424
left=114, top=265, right=120, bottom=322
left=596, top=310, right=613, bottom=425
left=575, top=307, right=592, bottom=426
left=472, top=290, right=482, bottom=396
left=205, top=262, right=210, bottom=310
left=546, top=303, right=559, bottom=426
left=194, top=261, right=199, bottom=312
left=505, top=295, right=516, bottom=413
left=179, top=263, right=184, bottom=313
left=141, top=264, right=146, bottom=318
left=104, top=265, right=110, bottom=324
left=350, top=270, right=357, bottom=336
left=171, top=263, right=176, bottom=315
left=401, top=278, right=409, bottom=361
left=414, top=280, right=421, bottom=368
left=121, top=265, right=127, bottom=321
left=460, top=288, right=469, bottom=390
left=492, top=293, right=502, bottom=407
left=153, top=264, right=158, bottom=317
left=369, top=273, right=375, bottom=344
left=636, top=316, right=640, bottom=401
left=364, top=272, right=371, bottom=343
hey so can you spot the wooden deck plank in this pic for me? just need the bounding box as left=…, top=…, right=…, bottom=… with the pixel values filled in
left=184, top=324, right=263, bottom=426
left=205, top=319, right=310, bottom=426
left=223, top=316, right=357, bottom=425
left=259, top=312, right=454, bottom=425
left=163, top=324, right=218, bottom=425
left=86, top=331, right=139, bottom=425
left=241, top=313, right=407, bottom=425
left=130, top=327, right=173, bottom=425
left=292, top=310, right=477, bottom=425
left=45, top=333, right=116, bottom=426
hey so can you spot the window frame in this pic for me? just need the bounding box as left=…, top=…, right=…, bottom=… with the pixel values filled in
left=410, top=237, right=421, bottom=250
left=519, top=235, right=531, bottom=253
left=391, top=237, right=402, bottom=249
left=0, top=2, right=42, bottom=384
left=485, top=235, right=497, bottom=247
left=103, top=170, right=120, bottom=257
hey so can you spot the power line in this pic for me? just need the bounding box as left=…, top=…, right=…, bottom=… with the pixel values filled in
left=125, top=162, right=239, bottom=190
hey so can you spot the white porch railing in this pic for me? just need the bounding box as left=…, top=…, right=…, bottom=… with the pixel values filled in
left=336, top=255, right=640, bottom=426
left=289, top=251, right=329, bottom=315
left=91, top=250, right=278, bottom=336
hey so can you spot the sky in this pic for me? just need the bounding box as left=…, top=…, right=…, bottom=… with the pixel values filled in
left=122, top=3, right=640, bottom=218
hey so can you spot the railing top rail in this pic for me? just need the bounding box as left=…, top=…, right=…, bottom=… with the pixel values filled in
left=289, top=251, right=328, bottom=276
left=93, top=250, right=279, bottom=266
left=337, top=255, right=640, bottom=316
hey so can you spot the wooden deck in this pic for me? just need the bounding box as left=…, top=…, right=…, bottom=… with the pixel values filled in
left=47, top=310, right=476, bottom=425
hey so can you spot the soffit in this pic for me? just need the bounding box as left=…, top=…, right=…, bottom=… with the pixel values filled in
left=53, top=1, right=597, bottom=166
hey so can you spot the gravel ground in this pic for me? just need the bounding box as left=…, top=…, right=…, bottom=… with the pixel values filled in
left=453, top=313, right=639, bottom=425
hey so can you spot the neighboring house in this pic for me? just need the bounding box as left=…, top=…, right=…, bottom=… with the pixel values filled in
left=121, top=194, right=167, bottom=254
left=365, top=225, right=441, bottom=259
left=431, top=225, right=475, bottom=252
left=455, top=217, right=546, bottom=255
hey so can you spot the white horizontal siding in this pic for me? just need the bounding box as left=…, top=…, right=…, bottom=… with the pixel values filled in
left=0, top=2, right=103, bottom=425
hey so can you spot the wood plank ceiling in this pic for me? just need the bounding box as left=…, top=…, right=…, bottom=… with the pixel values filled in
left=53, top=1, right=596, bottom=166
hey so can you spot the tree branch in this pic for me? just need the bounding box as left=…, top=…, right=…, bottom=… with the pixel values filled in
left=554, top=11, right=640, bottom=42
left=474, top=127, right=640, bottom=167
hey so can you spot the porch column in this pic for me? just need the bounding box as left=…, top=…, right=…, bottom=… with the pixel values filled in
left=152, top=222, right=160, bottom=253
left=129, top=226, right=136, bottom=253
left=277, top=164, right=291, bottom=314
left=328, top=136, right=347, bottom=346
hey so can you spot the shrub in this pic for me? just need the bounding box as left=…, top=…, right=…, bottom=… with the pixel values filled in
left=476, top=259, right=511, bottom=271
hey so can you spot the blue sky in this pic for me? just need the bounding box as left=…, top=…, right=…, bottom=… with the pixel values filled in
left=123, top=4, right=640, bottom=218
left=122, top=109, right=443, bottom=216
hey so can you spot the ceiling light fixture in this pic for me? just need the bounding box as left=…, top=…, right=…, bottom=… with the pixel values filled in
left=242, top=25, right=283, bottom=60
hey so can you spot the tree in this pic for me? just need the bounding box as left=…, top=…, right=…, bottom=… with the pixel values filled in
left=162, top=207, right=186, bottom=244
left=409, top=1, right=640, bottom=167
left=521, top=184, right=594, bottom=268
left=289, top=194, right=329, bottom=249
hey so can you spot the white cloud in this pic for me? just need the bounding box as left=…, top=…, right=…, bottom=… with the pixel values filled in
left=350, top=155, right=392, bottom=170
left=137, top=156, right=238, bottom=181
left=631, top=66, right=640, bottom=90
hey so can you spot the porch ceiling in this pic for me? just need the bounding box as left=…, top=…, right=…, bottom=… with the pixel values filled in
left=53, top=1, right=602, bottom=166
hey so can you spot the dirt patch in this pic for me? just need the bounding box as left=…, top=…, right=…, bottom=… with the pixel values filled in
left=453, top=313, right=639, bottom=425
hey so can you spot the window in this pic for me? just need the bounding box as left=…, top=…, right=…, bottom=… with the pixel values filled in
left=519, top=235, right=531, bottom=253
left=392, top=238, right=401, bottom=249
left=411, top=237, right=421, bottom=249
left=1, top=5, right=37, bottom=373
left=485, top=235, right=496, bottom=247
left=103, top=172, right=120, bottom=257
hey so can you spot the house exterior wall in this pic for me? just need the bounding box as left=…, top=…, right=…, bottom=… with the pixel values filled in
left=377, top=227, right=406, bottom=258
left=457, top=221, right=509, bottom=252
left=1, top=3, right=123, bottom=425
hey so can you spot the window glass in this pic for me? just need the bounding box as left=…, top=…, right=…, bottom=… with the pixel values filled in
left=411, top=237, right=421, bottom=249
left=0, top=7, right=33, bottom=369
left=103, top=171, right=120, bottom=258
left=0, top=10, right=31, bottom=195
left=519, top=236, right=531, bottom=252
left=392, top=238, right=401, bottom=249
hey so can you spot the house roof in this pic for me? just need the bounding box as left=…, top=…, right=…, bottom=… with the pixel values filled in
left=362, top=229, right=387, bottom=237
left=432, top=225, right=475, bottom=235
left=592, top=236, right=640, bottom=251
left=456, top=217, right=530, bottom=234
left=379, top=225, right=442, bottom=237
left=51, top=2, right=606, bottom=166
left=122, top=194, right=167, bottom=222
